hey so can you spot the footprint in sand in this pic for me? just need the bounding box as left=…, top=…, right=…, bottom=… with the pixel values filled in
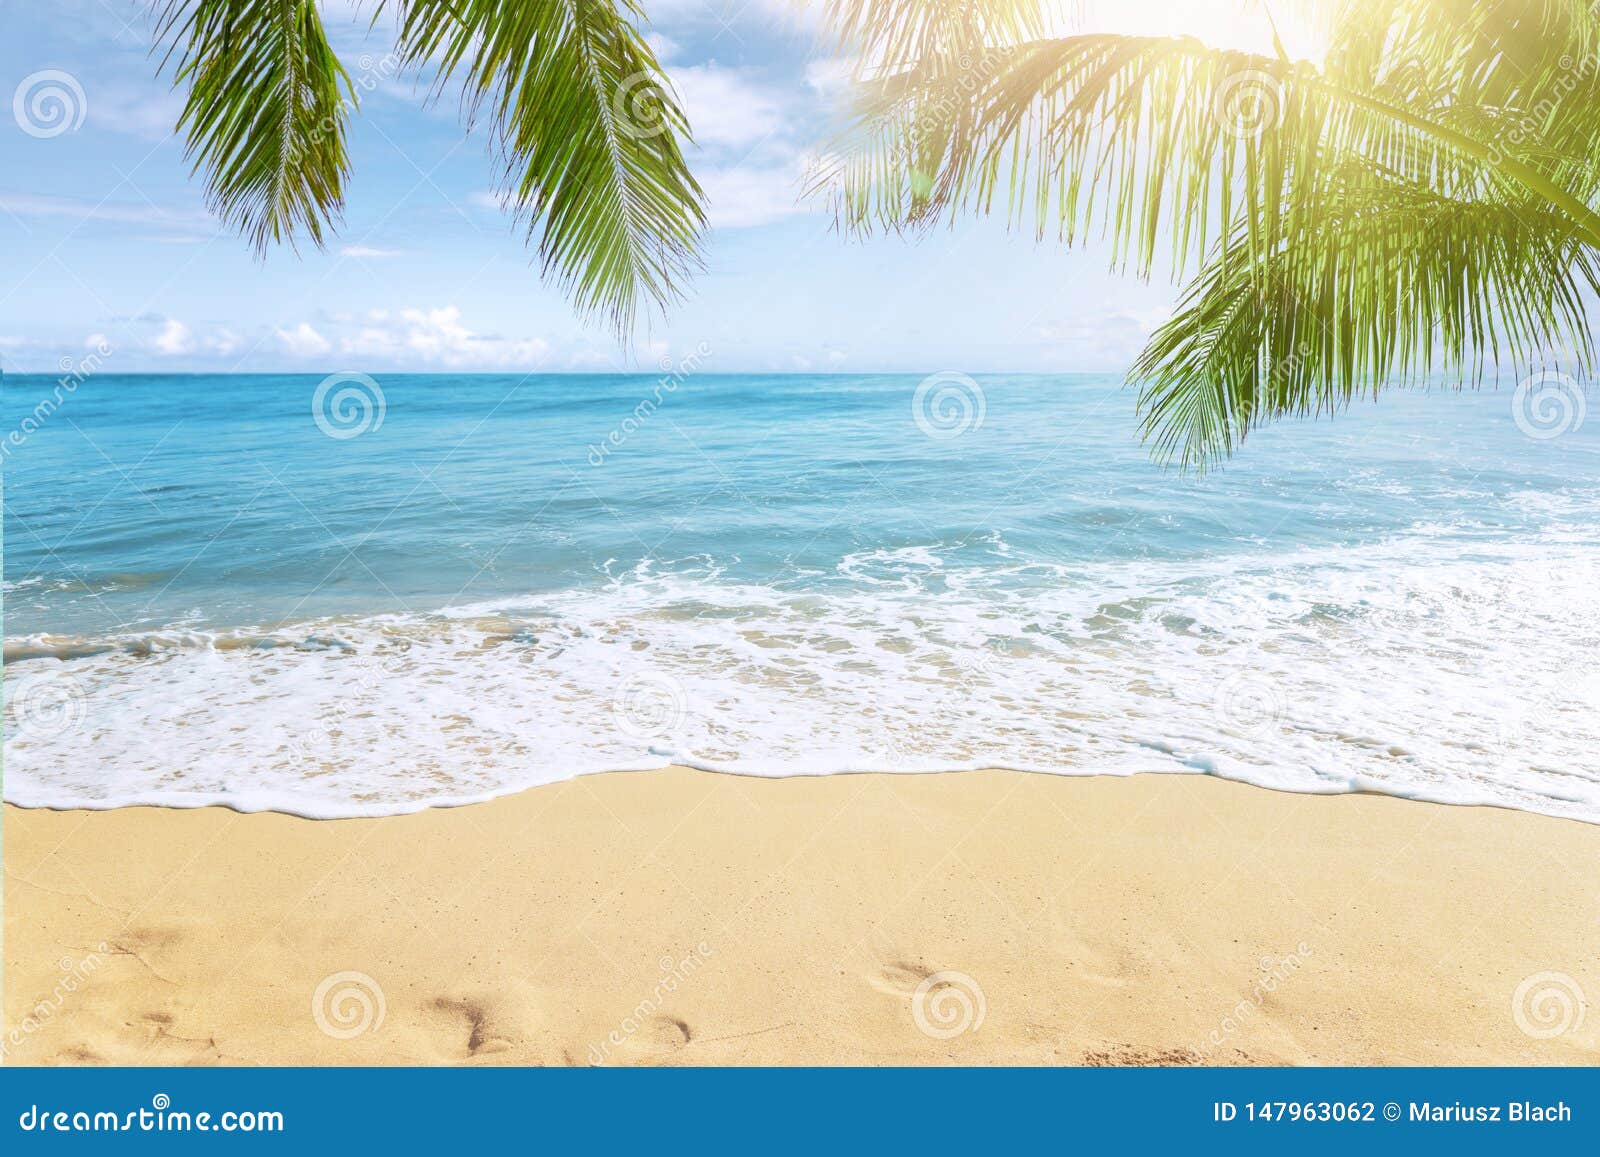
left=644, top=1014, right=693, bottom=1047
left=869, top=961, right=990, bottom=1038
left=428, top=996, right=513, bottom=1059
left=869, top=961, right=933, bottom=996
left=627, top=1014, right=695, bottom=1063
left=48, top=1045, right=104, bottom=1064
left=588, top=1014, right=696, bottom=1065
left=1083, top=1044, right=1201, bottom=1066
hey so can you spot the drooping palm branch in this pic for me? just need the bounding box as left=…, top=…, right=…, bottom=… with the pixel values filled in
left=813, top=0, right=1600, bottom=467
left=155, top=0, right=355, bottom=255
left=153, top=0, right=705, bottom=337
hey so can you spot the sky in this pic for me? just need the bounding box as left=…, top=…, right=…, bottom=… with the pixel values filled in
left=0, top=0, right=1319, bottom=374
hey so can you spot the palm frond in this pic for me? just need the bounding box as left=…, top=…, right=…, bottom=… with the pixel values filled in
left=385, top=0, right=707, bottom=337
left=1134, top=175, right=1600, bottom=468
left=820, top=31, right=1600, bottom=270
left=814, top=0, right=1600, bottom=464
left=156, top=0, right=354, bottom=255
left=1325, top=0, right=1597, bottom=105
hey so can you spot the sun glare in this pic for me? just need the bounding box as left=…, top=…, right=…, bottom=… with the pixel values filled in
left=1072, top=0, right=1332, bottom=65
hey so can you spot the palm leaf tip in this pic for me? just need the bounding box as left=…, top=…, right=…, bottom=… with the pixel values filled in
left=391, top=0, right=707, bottom=338
left=157, top=0, right=356, bottom=257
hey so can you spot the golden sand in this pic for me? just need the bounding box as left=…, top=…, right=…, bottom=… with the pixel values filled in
left=5, top=768, right=1597, bottom=1065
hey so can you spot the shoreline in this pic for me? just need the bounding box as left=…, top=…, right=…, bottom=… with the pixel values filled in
left=7, top=760, right=1594, bottom=825
left=6, top=767, right=1598, bottom=1065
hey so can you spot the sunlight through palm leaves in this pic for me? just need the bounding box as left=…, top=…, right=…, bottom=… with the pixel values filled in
left=813, top=0, right=1600, bottom=467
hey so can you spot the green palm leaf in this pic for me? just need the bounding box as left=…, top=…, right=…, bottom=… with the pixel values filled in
left=154, top=0, right=707, bottom=339
left=814, top=0, right=1600, bottom=466
left=1135, top=183, right=1600, bottom=467
left=384, top=0, right=706, bottom=336
left=156, top=0, right=355, bottom=255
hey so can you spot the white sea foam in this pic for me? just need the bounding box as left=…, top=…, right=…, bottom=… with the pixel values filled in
left=6, top=533, right=1600, bottom=820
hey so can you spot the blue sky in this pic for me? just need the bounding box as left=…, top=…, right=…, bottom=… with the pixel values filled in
left=0, top=1, right=1309, bottom=374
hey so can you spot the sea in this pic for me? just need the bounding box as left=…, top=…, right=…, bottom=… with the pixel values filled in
left=4, top=368, right=1597, bottom=819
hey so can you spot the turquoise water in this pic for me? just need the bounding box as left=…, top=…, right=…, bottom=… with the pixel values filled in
left=5, top=370, right=1599, bottom=818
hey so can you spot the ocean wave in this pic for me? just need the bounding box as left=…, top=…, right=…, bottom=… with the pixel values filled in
left=6, top=533, right=1600, bottom=822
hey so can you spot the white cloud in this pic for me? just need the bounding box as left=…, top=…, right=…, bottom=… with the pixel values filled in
left=399, top=306, right=473, bottom=361
left=646, top=32, right=680, bottom=61
left=644, top=0, right=815, bottom=33
left=337, top=306, right=550, bottom=368
left=89, top=82, right=186, bottom=142
left=340, top=245, right=405, bottom=259
left=671, top=65, right=787, bottom=149
left=698, top=159, right=815, bottom=228
left=805, top=56, right=856, bottom=99
left=1032, top=309, right=1167, bottom=365
left=276, top=322, right=332, bottom=358
left=152, top=318, right=193, bottom=356
left=1033, top=309, right=1168, bottom=344
left=0, top=193, right=213, bottom=232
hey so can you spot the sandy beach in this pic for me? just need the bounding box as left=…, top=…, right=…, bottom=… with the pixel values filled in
left=4, top=768, right=1597, bottom=1066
